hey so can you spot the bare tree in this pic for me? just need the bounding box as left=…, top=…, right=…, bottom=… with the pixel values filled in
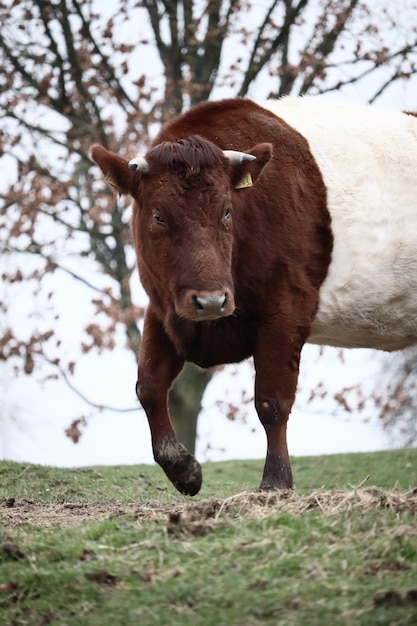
left=372, top=349, right=417, bottom=447
left=1, top=0, right=417, bottom=456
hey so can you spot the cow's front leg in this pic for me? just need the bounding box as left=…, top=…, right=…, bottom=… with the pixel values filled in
left=136, top=308, right=202, bottom=496
left=254, top=329, right=304, bottom=491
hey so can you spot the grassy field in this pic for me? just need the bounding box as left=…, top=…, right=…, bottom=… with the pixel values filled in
left=1, top=449, right=417, bottom=625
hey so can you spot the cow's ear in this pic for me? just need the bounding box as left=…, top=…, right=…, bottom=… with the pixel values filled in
left=231, top=143, right=273, bottom=190
left=90, top=145, right=138, bottom=195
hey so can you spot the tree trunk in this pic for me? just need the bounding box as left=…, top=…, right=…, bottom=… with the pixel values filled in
left=168, top=363, right=213, bottom=455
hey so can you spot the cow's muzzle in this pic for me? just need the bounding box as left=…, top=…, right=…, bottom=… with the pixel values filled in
left=178, top=289, right=235, bottom=321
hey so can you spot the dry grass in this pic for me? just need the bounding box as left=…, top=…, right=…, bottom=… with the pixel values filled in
left=2, top=486, right=416, bottom=529
left=210, top=485, right=417, bottom=517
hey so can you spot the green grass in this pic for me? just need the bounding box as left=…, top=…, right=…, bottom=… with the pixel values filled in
left=1, top=447, right=416, bottom=502
left=1, top=449, right=417, bottom=625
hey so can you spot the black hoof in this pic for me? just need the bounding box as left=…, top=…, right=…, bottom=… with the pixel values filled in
left=171, top=454, right=202, bottom=496
left=259, top=455, right=293, bottom=491
left=154, top=439, right=202, bottom=496
left=258, top=480, right=293, bottom=492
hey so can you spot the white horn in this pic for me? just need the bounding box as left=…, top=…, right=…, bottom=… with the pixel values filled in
left=223, top=150, right=256, bottom=164
left=128, top=156, right=150, bottom=172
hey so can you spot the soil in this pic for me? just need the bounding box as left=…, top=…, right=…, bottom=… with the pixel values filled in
left=1, top=487, right=417, bottom=529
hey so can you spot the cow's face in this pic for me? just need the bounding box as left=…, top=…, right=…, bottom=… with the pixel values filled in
left=136, top=164, right=235, bottom=321
left=91, top=137, right=272, bottom=322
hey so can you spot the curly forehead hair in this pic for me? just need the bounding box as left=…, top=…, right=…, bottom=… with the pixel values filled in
left=146, top=136, right=225, bottom=173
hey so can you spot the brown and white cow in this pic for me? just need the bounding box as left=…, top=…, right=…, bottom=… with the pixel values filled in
left=91, top=97, right=417, bottom=495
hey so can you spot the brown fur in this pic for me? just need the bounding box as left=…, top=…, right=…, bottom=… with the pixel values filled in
left=91, top=98, right=332, bottom=495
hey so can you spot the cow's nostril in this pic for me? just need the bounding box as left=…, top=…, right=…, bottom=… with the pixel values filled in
left=221, top=292, right=228, bottom=311
left=191, top=295, right=205, bottom=311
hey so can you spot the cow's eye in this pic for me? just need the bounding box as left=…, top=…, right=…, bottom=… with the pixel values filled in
left=223, top=208, right=231, bottom=224
left=152, top=213, right=166, bottom=227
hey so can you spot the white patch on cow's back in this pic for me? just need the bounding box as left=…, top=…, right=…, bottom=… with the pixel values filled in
left=260, top=97, right=417, bottom=351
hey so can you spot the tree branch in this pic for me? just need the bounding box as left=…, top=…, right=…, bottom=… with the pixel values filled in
left=41, top=355, right=140, bottom=413
left=72, top=0, right=137, bottom=112
left=3, top=243, right=108, bottom=295
left=317, top=39, right=417, bottom=101
left=238, top=0, right=310, bottom=97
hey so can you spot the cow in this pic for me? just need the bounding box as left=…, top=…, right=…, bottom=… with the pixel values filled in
left=91, top=97, right=417, bottom=496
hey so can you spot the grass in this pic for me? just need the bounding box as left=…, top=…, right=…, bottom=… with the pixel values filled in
left=1, top=449, right=417, bottom=625
left=1, top=447, right=416, bottom=502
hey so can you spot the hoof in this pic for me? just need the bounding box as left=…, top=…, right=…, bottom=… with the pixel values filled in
left=154, top=439, right=202, bottom=496
left=258, top=480, right=293, bottom=492
left=259, top=454, right=293, bottom=491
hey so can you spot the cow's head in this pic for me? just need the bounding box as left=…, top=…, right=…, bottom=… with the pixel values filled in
left=91, top=136, right=272, bottom=322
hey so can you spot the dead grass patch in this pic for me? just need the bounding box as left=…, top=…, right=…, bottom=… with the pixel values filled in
left=1, top=486, right=416, bottom=529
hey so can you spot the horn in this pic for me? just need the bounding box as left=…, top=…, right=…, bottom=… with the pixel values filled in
left=128, top=156, right=150, bottom=172
left=223, top=150, right=257, bottom=164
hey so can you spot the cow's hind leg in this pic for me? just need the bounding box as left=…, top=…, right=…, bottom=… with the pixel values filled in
left=137, top=309, right=202, bottom=496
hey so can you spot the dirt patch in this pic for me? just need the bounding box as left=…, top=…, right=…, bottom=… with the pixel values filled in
left=0, top=499, right=172, bottom=529
left=1, top=487, right=416, bottom=529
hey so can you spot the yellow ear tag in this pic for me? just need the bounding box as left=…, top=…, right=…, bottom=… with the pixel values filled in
left=234, top=172, right=253, bottom=190
left=105, top=173, right=117, bottom=188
